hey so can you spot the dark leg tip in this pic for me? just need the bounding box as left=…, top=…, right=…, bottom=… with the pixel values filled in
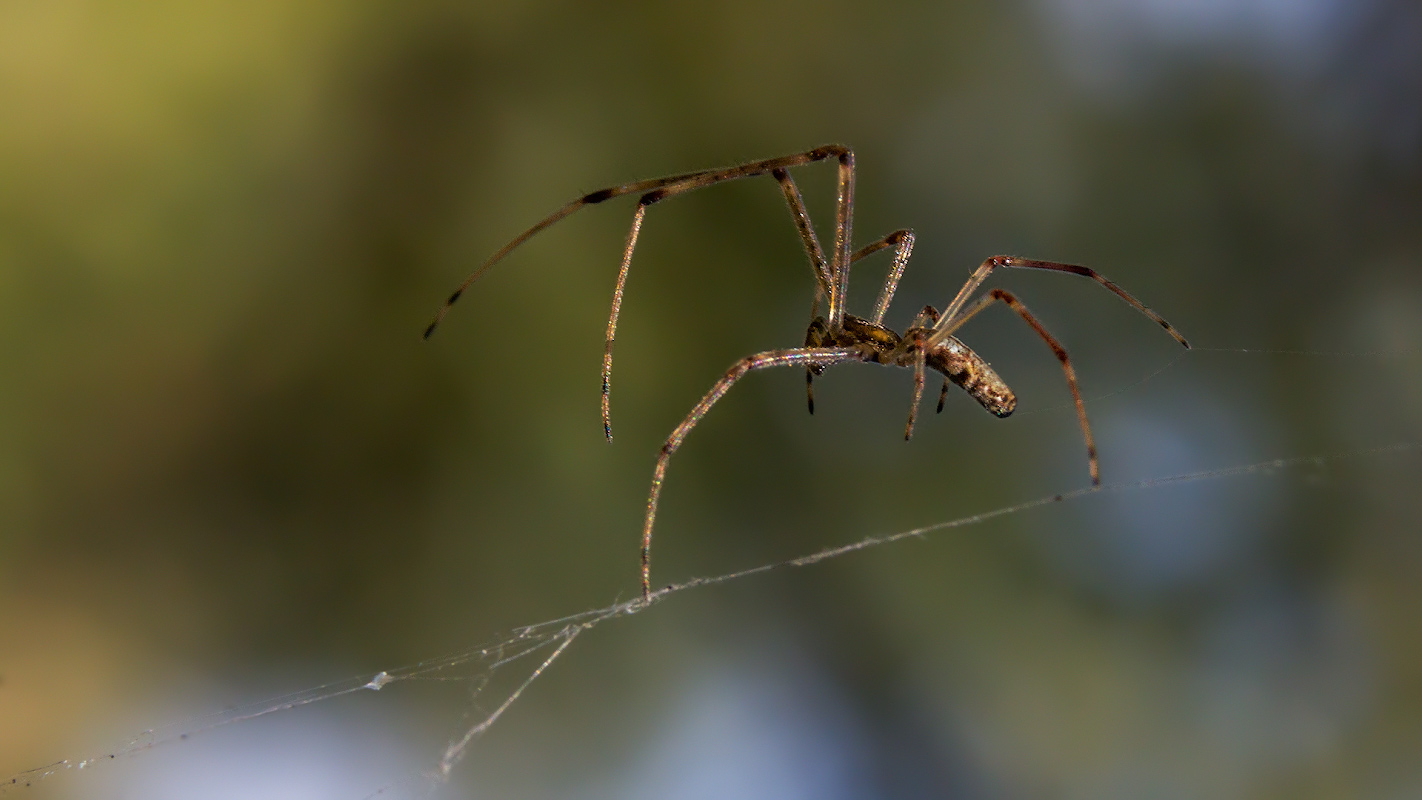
left=422, top=322, right=438, bottom=339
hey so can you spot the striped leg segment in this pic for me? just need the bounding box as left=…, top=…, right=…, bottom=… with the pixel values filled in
left=641, top=346, right=862, bottom=598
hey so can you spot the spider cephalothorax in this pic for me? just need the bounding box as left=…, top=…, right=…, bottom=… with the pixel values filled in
left=426, top=146, right=1190, bottom=599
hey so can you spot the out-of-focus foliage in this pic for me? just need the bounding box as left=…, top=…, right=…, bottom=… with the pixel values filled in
left=2, top=1, right=1420, bottom=797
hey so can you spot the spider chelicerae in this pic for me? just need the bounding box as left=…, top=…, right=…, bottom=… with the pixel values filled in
left=425, top=145, right=1191, bottom=599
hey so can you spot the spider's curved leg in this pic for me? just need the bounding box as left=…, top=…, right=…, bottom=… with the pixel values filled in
left=641, top=346, right=862, bottom=598
left=425, top=146, right=853, bottom=338
left=599, top=147, right=858, bottom=441
left=426, top=177, right=687, bottom=341
left=934, top=256, right=1190, bottom=349
left=423, top=146, right=858, bottom=441
left=934, top=289, right=1101, bottom=485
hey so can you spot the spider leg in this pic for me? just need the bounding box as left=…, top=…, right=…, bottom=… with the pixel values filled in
left=423, top=146, right=858, bottom=441
left=424, top=145, right=854, bottom=339
left=934, top=256, right=1190, bottom=349
left=641, top=346, right=862, bottom=598
left=900, top=305, right=938, bottom=439
left=853, top=230, right=914, bottom=326
left=601, top=204, right=646, bottom=440
left=771, top=168, right=832, bottom=298
left=827, top=150, right=856, bottom=330
left=935, top=289, right=1101, bottom=486
left=595, top=148, right=854, bottom=441
left=773, top=166, right=836, bottom=417
left=904, top=343, right=926, bottom=441
left=753, top=152, right=858, bottom=327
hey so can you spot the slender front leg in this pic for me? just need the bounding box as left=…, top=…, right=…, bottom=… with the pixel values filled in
left=856, top=230, right=914, bottom=326
left=641, top=346, right=861, bottom=598
left=425, top=147, right=858, bottom=441
left=933, top=255, right=1190, bottom=349
left=425, top=146, right=853, bottom=339
left=601, top=203, right=646, bottom=441
left=600, top=148, right=860, bottom=440
left=775, top=166, right=833, bottom=414
left=772, top=167, right=833, bottom=300
left=827, top=150, right=857, bottom=330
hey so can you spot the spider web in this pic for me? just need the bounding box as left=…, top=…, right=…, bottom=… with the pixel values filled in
left=3, top=345, right=1418, bottom=800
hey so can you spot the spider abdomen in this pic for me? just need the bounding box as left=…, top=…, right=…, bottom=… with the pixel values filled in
left=927, top=336, right=1016, bottom=418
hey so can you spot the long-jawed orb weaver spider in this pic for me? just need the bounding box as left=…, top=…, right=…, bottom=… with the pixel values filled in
left=425, top=145, right=1191, bottom=600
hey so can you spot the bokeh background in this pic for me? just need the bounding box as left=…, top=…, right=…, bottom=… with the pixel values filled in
left=3, top=1, right=1421, bottom=798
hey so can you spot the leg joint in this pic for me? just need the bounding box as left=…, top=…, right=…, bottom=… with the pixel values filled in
left=808, top=144, right=850, bottom=161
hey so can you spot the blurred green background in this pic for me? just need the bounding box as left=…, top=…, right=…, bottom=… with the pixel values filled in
left=3, top=1, right=1421, bottom=798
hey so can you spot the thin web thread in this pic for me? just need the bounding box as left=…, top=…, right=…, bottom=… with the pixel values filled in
left=6, top=440, right=1417, bottom=797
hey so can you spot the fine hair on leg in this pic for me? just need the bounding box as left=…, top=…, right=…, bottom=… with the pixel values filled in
left=936, top=256, right=1191, bottom=349
left=640, top=346, right=862, bottom=598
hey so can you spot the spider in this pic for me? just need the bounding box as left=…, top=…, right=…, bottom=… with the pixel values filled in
left=424, top=145, right=1191, bottom=600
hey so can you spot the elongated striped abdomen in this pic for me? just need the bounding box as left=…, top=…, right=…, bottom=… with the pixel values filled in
left=926, top=336, right=1016, bottom=417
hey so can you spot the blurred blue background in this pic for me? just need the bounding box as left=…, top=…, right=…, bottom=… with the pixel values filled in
left=2, top=1, right=1420, bottom=798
